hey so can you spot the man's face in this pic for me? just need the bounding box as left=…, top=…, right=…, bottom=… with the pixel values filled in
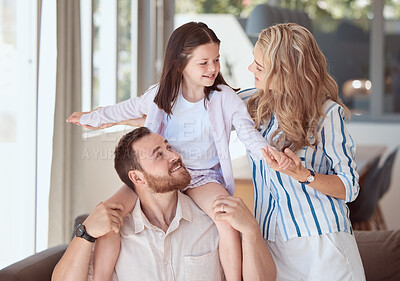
left=132, top=133, right=191, bottom=193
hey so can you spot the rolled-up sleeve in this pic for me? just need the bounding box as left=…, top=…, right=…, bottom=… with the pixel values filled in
left=320, top=104, right=359, bottom=202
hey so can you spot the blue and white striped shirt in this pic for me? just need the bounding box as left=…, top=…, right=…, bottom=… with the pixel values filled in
left=239, top=89, right=359, bottom=241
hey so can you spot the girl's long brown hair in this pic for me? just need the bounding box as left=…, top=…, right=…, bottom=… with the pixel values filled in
left=247, top=23, right=350, bottom=153
left=154, top=22, right=234, bottom=115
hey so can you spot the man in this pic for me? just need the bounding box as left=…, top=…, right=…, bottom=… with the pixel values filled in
left=52, top=127, right=275, bottom=281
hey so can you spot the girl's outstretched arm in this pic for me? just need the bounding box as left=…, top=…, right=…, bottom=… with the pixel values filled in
left=66, top=83, right=158, bottom=129
left=66, top=108, right=114, bottom=129
left=79, top=84, right=158, bottom=128
left=67, top=110, right=146, bottom=129
left=93, top=185, right=138, bottom=281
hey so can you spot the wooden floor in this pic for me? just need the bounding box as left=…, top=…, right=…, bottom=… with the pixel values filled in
left=233, top=179, right=254, bottom=215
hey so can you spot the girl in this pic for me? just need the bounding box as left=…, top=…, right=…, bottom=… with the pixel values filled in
left=240, top=23, right=365, bottom=280
left=67, top=22, right=280, bottom=281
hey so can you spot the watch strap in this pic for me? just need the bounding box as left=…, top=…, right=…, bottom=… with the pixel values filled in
left=298, top=169, right=315, bottom=185
left=75, top=224, right=96, bottom=243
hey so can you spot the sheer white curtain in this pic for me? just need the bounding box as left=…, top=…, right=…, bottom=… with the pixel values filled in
left=48, top=0, right=84, bottom=246
left=36, top=0, right=57, bottom=251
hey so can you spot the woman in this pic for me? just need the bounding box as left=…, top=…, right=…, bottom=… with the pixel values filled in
left=231, top=23, right=365, bottom=280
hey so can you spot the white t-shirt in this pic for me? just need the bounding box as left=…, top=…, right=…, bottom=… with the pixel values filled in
left=164, top=92, right=219, bottom=169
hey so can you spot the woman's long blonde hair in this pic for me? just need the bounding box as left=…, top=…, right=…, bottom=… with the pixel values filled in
left=247, top=23, right=350, bottom=153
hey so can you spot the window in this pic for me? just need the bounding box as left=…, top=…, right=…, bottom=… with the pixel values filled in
left=309, top=1, right=372, bottom=116
left=175, top=0, right=400, bottom=121
left=80, top=0, right=172, bottom=126
left=383, top=1, right=400, bottom=114
left=0, top=0, right=38, bottom=268
left=81, top=0, right=137, bottom=113
left=0, top=0, right=57, bottom=269
left=309, top=0, right=400, bottom=119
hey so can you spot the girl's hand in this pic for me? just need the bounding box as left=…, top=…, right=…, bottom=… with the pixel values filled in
left=83, top=202, right=124, bottom=238
left=262, top=146, right=309, bottom=182
left=66, top=107, right=103, bottom=128
left=66, top=111, right=86, bottom=125
left=212, top=195, right=260, bottom=238
left=262, top=146, right=294, bottom=170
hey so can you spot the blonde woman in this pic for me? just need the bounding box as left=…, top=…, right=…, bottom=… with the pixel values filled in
left=237, top=23, right=365, bottom=280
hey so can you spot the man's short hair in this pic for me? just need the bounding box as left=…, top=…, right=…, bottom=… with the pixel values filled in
left=114, top=127, right=151, bottom=190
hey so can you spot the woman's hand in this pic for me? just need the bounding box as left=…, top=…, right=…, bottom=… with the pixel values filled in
left=262, top=146, right=310, bottom=182
left=212, top=195, right=259, bottom=238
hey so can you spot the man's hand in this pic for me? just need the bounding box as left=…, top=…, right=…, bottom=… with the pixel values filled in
left=212, top=195, right=259, bottom=239
left=82, top=202, right=124, bottom=239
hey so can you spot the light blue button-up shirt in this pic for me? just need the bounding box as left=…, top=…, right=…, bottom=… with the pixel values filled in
left=239, top=88, right=359, bottom=241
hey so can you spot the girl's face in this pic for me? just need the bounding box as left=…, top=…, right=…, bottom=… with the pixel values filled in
left=182, top=43, right=221, bottom=89
left=248, top=42, right=267, bottom=90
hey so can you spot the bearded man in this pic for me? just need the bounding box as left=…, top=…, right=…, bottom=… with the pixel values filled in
left=52, top=127, right=275, bottom=281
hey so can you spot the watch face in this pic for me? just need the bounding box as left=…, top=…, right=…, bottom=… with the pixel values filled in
left=307, top=175, right=315, bottom=183
left=76, top=224, right=85, bottom=237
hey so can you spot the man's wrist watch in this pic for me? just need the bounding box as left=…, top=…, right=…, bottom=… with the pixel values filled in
left=74, top=224, right=96, bottom=243
left=298, top=169, right=315, bottom=185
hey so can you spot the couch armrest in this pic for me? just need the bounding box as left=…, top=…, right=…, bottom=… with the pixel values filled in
left=0, top=244, right=68, bottom=281
left=355, top=230, right=400, bottom=281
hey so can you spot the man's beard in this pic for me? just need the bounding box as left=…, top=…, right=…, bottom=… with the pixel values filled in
left=143, top=166, right=191, bottom=194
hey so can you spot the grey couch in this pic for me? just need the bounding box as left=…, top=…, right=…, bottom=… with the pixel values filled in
left=1, top=228, right=399, bottom=281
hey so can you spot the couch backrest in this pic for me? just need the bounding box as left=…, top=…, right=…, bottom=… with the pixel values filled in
left=354, top=230, right=400, bottom=281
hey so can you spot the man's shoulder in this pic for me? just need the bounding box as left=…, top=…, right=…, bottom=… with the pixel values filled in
left=179, top=192, right=207, bottom=215
left=178, top=192, right=214, bottom=224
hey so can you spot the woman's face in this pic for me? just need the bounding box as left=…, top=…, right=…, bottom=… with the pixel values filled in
left=248, top=42, right=267, bottom=90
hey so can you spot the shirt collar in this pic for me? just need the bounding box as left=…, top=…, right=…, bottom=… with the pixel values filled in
left=132, top=191, right=193, bottom=234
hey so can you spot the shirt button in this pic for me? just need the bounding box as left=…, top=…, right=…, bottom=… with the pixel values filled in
left=163, top=261, right=168, bottom=265
left=158, top=232, right=163, bottom=237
